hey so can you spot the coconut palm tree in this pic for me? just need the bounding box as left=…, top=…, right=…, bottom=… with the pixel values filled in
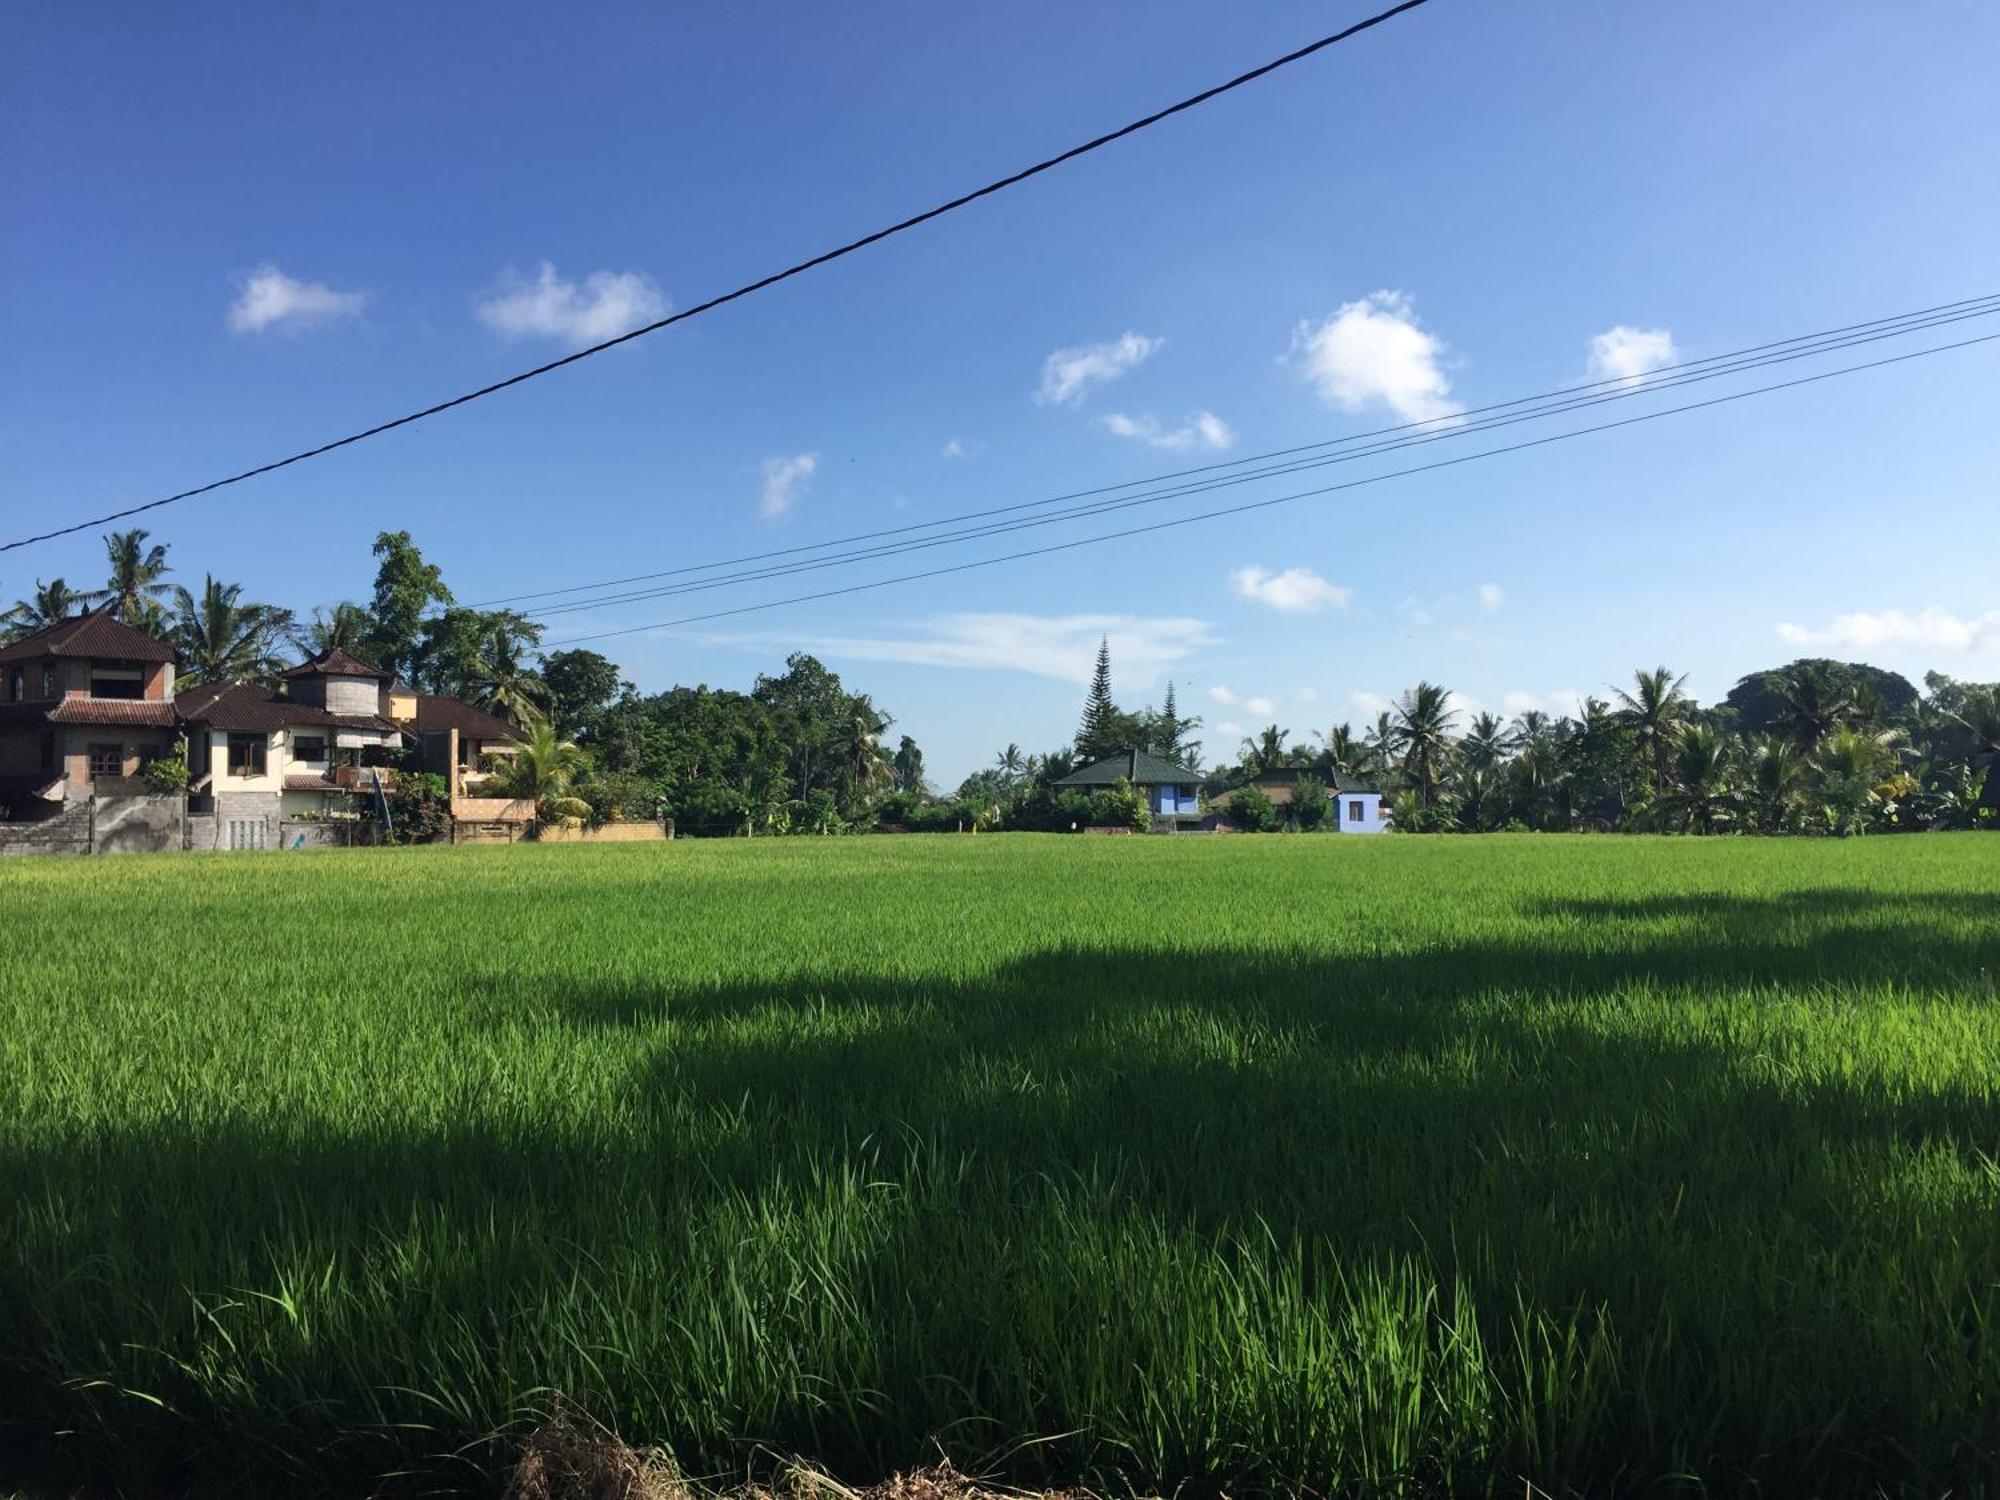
left=1658, top=724, right=1742, bottom=834
left=1461, top=711, right=1516, bottom=771
left=2, top=578, right=88, bottom=642
left=494, top=720, right=592, bottom=828
left=1769, top=664, right=1853, bottom=751
left=994, top=743, right=1027, bottom=782
left=1316, top=722, right=1364, bottom=782
left=92, top=529, right=173, bottom=630
left=295, top=601, right=373, bottom=657
left=1388, top=681, right=1458, bottom=806
left=470, top=618, right=549, bottom=726
left=1746, top=735, right=1809, bottom=833
left=1614, top=666, right=1692, bottom=791
left=1240, top=724, right=1290, bottom=773
left=170, top=576, right=295, bottom=686
left=1813, top=725, right=1899, bottom=835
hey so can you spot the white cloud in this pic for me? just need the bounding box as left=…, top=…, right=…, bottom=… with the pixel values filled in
left=226, top=265, right=366, bottom=334
left=1289, top=290, right=1460, bottom=424
left=475, top=261, right=667, bottom=346
left=1350, top=691, right=1394, bottom=720
left=1588, top=325, right=1678, bottom=386
left=1208, top=684, right=1237, bottom=705
left=1478, top=582, right=1506, bottom=613
left=1229, top=565, right=1353, bottom=614
left=706, top=613, right=1213, bottom=684
left=1102, top=410, right=1235, bottom=452
left=1036, top=332, right=1160, bottom=406
left=1777, top=607, right=2000, bottom=652
left=757, top=453, right=818, bottom=519
left=1297, top=687, right=1319, bottom=704
left=1243, top=695, right=1276, bottom=717
left=941, top=437, right=976, bottom=459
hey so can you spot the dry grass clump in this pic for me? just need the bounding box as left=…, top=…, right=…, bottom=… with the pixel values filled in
left=505, top=1424, right=1077, bottom=1500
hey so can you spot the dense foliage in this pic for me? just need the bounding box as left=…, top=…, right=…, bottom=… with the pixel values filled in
left=7, top=537, right=1993, bottom=836
left=3, top=835, right=1996, bottom=1497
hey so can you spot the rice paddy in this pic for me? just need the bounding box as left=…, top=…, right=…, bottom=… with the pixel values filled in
left=2, top=833, right=1997, bottom=1497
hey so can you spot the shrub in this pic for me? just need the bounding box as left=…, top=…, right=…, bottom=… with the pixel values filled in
left=143, top=743, right=189, bottom=795
left=384, top=771, right=452, bottom=845
left=1226, top=783, right=1279, bottom=832
left=1290, top=774, right=1330, bottom=831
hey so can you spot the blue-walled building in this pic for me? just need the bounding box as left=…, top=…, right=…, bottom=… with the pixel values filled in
left=1054, top=747, right=1203, bottom=822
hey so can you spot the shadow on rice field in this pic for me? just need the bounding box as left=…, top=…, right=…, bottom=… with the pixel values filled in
left=3, top=851, right=1998, bottom=1497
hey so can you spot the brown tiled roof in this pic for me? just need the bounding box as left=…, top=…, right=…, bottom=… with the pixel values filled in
left=280, top=646, right=388, bottom=681
left=411, top=694, right=519, bottom=743
left=283, top=772, right=341, bottom=792
left=0, top=609, right=175, bottom=664
left=47, top=698, right=179, bottom=726
left=177, top=681, right=402, bottom=736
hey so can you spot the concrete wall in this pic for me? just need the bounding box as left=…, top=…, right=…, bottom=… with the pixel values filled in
left=201, top=789, right=284, bottom=851
left=322, top=676, right=380, bottom=716
left=0, top=801, right=90, bottom=856
left=92, top=793, right=185, bottom=854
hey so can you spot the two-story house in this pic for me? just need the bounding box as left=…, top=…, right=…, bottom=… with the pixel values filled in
left=178, top=647, right=407, bottom=847
left=0, top=610, right=180, bottom=814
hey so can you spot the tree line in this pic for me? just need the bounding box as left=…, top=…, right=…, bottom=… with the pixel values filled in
left=11, top=542, right=1994, bottom=834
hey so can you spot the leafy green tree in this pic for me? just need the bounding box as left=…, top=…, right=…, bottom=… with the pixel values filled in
left=92, top=529, right=173, bottom=630
left=1726, top=659, right=1919, bottom=743
left=1289, top=772, right=1330, bottom=830
left=366, top=531, right=452, bottom=681
left=1224, top=781, right=1279, bottom=832
left=1316, top=722, right=1363, bottom=783
left=1812, top=726, right=1900, bottom=836
left=541, top=649, right=624, bottom=739
left=170, top=576, right=294, bottom=686
left=892, top=735, right=927, bottom=794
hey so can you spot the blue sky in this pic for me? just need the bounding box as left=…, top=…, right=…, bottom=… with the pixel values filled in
left=5, top=2, right=1997, bottom=785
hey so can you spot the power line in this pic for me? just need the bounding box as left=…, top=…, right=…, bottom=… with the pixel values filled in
left=475, top=291, right=2000, bottom=611
left=0, top=0, right=1432, bottom=557
left=545, top=329, right=2000, bottom=646
left=513, top=297, right=2000, bottom=621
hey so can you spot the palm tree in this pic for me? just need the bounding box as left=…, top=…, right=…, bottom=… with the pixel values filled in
left=87, top=528, right=174, bottom=633
left=1658, top=724, right=1742, bottom=834
left=1461, top=712, right=1516, bottom=771
left=90, top=528, right=173, bottom=628
left=1388, top=681, right=1458, bottom=806
left=470, top=618, right=548, bottom=726
left=1240, top=724, right=1290, bottom=773
left=2, top=578, right=88, bottom=642
left=1770, top=664, right=1853, bottom=750
left=994, top=743, right=1027, bottom=782
left=494, top=720, right=592, bottom=828
left=1747, top=736, right=1809, bottom=833
left=1317, top=722, right=1363, bottom=782
left=1814, top=726, right=1898, bottom=836
left=170, top=576, right=295, bottom=686
left=1456, top=764, right=1506, bottom=831
left=295, top=601, right=373, bottom=657
left=1614, top=666, right=1692, bottom=791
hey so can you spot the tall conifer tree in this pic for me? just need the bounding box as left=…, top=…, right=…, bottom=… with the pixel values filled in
left=1076, top=635, right=1117, bottom=756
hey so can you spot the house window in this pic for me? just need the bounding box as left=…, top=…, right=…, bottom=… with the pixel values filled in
left=89, top=743, right=124, bottom=779
left=293, top=735, right=328, bottom=763
left=42, top=666, right=56, bottom=699
left=1348, top=800, right=1365, bottom=823
left=227, top=734, right=268, bottom=777
left=89, top=665, right=144, bottom=700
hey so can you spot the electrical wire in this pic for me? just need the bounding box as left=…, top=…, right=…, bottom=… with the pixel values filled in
left=0, top=0, right=1431, bottom=555
left=514, top=297, right=2000, bottom=621
left=545, top=328, right=2000, bottom=646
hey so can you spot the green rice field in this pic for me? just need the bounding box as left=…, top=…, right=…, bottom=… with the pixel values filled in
left=3, top=834, right=1998, bottom=1496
